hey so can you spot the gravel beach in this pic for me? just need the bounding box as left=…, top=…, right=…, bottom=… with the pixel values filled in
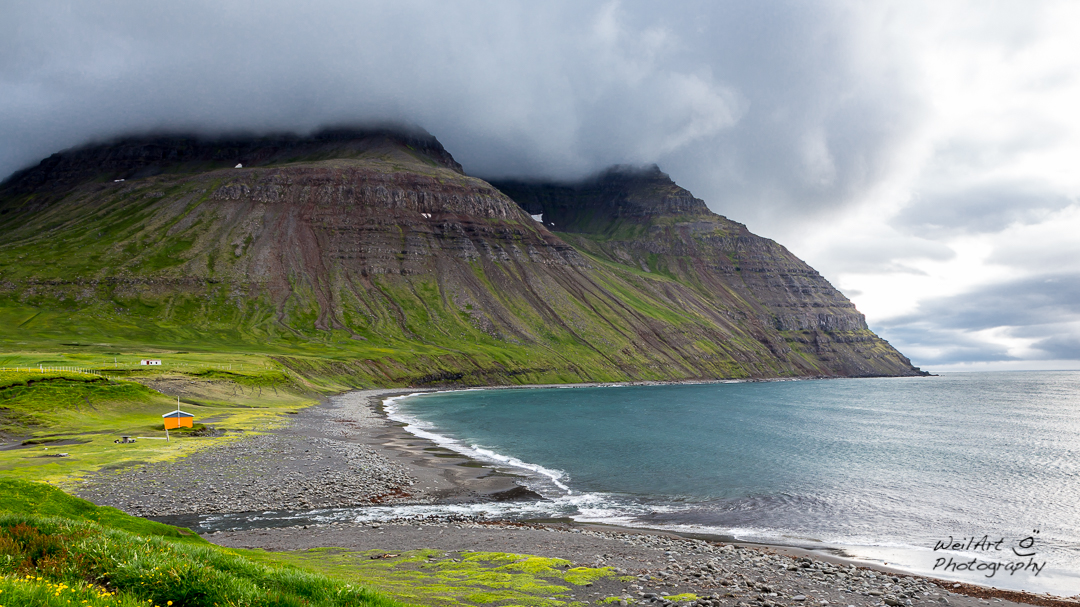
left=212, top=518, right=1071, bottom=607
left=76, top=389, right=532, bottom=515
left=76, top=387, right=1076, bottom=607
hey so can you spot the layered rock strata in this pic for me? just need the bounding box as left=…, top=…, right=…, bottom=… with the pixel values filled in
left=0, top=131, right=924, bottom=382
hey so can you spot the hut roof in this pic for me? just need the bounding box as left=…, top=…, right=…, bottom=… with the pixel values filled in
left=162, top=410, right=194, bottom=418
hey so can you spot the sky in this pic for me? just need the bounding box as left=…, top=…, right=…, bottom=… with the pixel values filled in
left=2, top=0, right=1078, bottom=372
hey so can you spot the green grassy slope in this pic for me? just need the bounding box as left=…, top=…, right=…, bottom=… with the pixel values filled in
left=0, top=478, right=203, bottom=543
left=0, top=133, right=922, bottom=390
left=0, top=479, right=638, bottom=607
left=0, top=479, right=405, bottom=607
left=0, top=365, right=324, bottom=486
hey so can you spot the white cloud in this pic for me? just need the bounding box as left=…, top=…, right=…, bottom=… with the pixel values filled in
left=773, top=1, right=1080, bottom=367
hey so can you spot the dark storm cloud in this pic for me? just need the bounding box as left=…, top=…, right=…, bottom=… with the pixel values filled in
left=0, top=0, right=921, bottom=229
left=878, top=273, right=1080, bottom=364
left=1028, top=334, right=1080, bottom=360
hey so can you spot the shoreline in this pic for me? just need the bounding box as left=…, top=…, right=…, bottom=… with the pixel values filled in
left=209, top=517, right=1079, bottom=607
left=76, top=382, right=1076, bottom=606
left=375, top=382, right=1076, bottom=594
left=366, top=384, right=1080, bottom=604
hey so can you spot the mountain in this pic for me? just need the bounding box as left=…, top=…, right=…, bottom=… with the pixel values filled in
left=490, top=166, right=886, bottom=357
left=0, top=128, right=924, bottom=385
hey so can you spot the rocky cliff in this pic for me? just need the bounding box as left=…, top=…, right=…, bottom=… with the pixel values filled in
left=0, top=130, right=924, bottom=384
left=492, top=166, right=919, bottom=375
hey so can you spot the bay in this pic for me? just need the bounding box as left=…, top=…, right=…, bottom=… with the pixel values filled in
left=388, top=372, right=1080, bottom=595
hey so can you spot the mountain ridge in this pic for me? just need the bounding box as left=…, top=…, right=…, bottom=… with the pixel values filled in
left=0, top=126, right=462, bottom=203
left=0, top=129, right=925, bottom=385
left=490, top=168, right=871, bottom=333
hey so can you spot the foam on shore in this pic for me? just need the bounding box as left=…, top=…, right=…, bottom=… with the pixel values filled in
left=378, top=387, right=1080, bottom=597
left=384, top=390, right=572, bottom=494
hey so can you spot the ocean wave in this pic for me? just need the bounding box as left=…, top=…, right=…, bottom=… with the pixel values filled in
left=382, top=391, right=798, bottom=540
left=383, top=391, right=571, bottom=495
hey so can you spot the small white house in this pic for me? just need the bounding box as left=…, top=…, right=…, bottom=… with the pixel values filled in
left=140, top=359, right=162, bottom=366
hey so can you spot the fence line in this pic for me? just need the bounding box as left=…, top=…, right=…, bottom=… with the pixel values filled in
left=0, top=366, right=115, bottom=379
left=2, top=362, right=260, bottom=379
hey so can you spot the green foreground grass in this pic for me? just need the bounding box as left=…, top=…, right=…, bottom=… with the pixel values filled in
left=0, top=480, right=631, bottom=607
left=0, top=478, right=203, bottom=543
left=0, top=480, right=403, bottom=607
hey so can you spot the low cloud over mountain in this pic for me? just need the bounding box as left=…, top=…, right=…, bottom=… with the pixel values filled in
left=4, top=0, right=1079, bottom=369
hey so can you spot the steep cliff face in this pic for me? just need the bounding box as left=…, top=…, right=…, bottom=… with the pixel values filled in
left=0, top=131, right=924, bottom=384
left=499, top=165, right=712, bottom=228
left=491, top=167, right=919, bottom=377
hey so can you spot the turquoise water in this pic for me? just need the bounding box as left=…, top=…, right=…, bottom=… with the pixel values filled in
left=389, top=373, right=1080, bottom=595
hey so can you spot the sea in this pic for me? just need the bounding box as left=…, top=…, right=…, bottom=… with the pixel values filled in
left=194, top=372, right=1080, bottom=596
left=382, top=372, right=1080, bottom=596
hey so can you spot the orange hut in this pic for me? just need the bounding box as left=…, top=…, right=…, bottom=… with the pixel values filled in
left=162, top=404, right=194, bottom=429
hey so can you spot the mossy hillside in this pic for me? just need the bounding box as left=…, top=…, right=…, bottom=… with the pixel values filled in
left=240, top=547, right=621, bottom=607
left=0, top=350, right=297, bottom=388
left=0, top=269, right=657, bottom=386
left=2, top=271, right=779, bottom=387
left=2, top=188, right=776, bottom=384
left=0, top=369, right=156, bottom=435
left=0, top=278, right=775, bottom=387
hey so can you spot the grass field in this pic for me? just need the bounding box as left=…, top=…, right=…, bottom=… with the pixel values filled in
left=0, top=341, right=639, bottom=607
left=0, top=347, right=633, bottom=607
left=0, top=349, right=334, bottom=487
